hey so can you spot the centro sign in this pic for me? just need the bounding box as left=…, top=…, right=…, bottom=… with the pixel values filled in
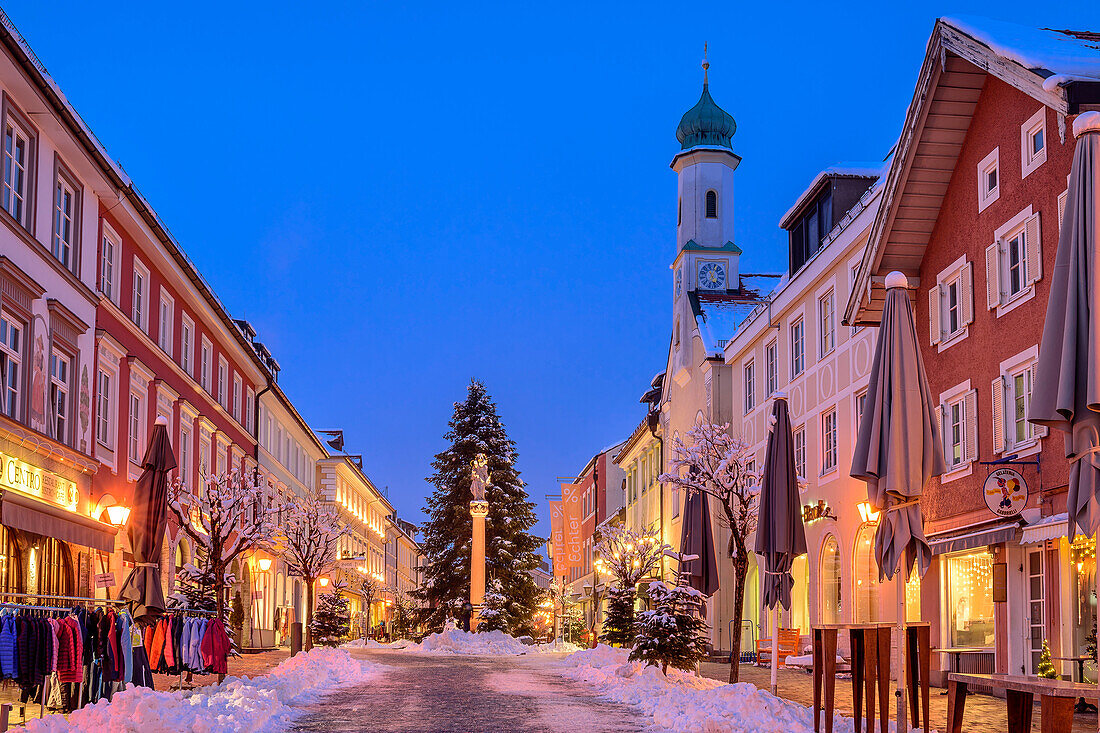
left=0, top=451, right=80, bottom=511
left=983, top=467, right=1028, bottom=518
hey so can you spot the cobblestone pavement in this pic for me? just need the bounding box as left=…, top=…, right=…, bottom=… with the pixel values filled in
left=290, top=649, right=648, bottom=733
left=699, top=660, right=1100, bottom=733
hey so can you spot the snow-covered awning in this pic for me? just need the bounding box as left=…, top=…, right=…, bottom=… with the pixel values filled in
left=928, top=522, right=1019, bottom=555
left=1019, top=513, right=1069, bottom=544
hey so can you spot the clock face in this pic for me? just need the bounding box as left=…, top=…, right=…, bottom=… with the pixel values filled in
left=675, top=270, right=682, bottom=297
left=698, top=262, right=726, bottom=290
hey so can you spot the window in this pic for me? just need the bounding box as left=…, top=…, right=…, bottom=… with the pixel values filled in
left=790, top=319, right=805, bottom=377
left=1011, top=370, right=1032, bottom=446
left=2, top=114, right=31, bottom=228
left=977, top=148, right=999, bottom=212
left=793, top=426, right=806, bottom=480
left=947, top=551, right=995, bottom=647
left=789, top=190, right=833, bottom=275
left=677, top=197, right=681, bottom=226
left=992, top=347, right=1045, bottom=454
left=181, top=315, right=194, bottom=376
left=96, top=369, right=112, bottom=448
left=49, top=351, right=69, bottom=444
left=100, top=225, right=119, bottom=303
left=179, top=425, right=191, bottom=489
left=850, top=264, right=863, bottom=335
left=948, top=400, right=964, bottom=467
left=672, top=483, right=680, bottom=518
left=821, top=535, right=842, bottom=626
left=0, top=313, right=21, bottom=420
left=1021, top=109, right=1047, bottom=178
left=986, top=208, right=1042, bottom=314
left=855, top=391, right=867, bottom=432
left=200, top=337, right=212, bottom=392
left=245, top=388, right=255, bottom=434
left=158, top=292, right=174, bottom=356
left=765, top=340, right=778, bottom=397
left=822, top=408, right=837, bottom=473
left=199, top=430, right=210, bottom=479
left=232, top=374, right=242, bottom=422
left=930, top=258, right=974, bottom=347
left=743, top=359, right=755, bottom=414
left=132, top=259, right=150, bottom=331
left=52, top=169, right=79, bottom=271
left=129, top=393, right=144, bottom=463
left=854, top=523, right=880, bottom=622
left=819, top=290, right=835, bottom=356
left=705, top=190, right=718, bottom=219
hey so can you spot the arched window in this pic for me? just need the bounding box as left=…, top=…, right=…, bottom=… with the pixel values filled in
left=821, top=535, right=842, bottom=625
left=175, top=538, right=190, bottom=576
left=678, top=197, right=682, bottom=226
left=854, top=524, right=879, bottom=622
left=705, top=190, right=718, bottom=219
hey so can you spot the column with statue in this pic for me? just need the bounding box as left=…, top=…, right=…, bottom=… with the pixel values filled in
left=469, top=453, right=490, bottom=630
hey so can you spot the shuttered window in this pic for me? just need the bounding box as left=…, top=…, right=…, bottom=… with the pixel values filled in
left=930, top=261, right=973, bottom=347
left=986, top=212, right=1042, bottom=314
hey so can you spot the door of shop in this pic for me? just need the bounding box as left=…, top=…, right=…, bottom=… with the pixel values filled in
left=1027, top=549, right=1045, bottom=674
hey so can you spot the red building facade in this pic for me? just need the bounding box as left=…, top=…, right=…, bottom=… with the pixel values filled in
left=849, top=19, right=1099, bottom=680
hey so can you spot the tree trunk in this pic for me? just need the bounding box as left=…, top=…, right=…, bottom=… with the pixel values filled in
left=304, top=580, right=315, bottom=651
left=728, top=552, right=748, bottom=683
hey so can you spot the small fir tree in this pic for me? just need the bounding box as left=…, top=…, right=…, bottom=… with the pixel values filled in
left=561, top=607, right=585, bottom=645
left=1037, top=640, right=1059, bottom=679
left=415, top=380, right=543, bottom=634
left=1087, top=625, right=1097, bottom=664
left=601, top=585, right=637, bottom=647
left=477, top=579, right=509, bottom=633
left=229, top=591, right=246, bottom=643
left=630, top=581, right=710, bottom=675
left=311, top=583, right=352, bottom=647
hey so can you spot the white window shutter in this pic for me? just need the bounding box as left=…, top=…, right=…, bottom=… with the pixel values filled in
left=964, top=389, right=978, bottom=462
left=929, top=285, right=942, bottom=345
left=1058, top=190, right=1068, bottom=234
left=992, top=376, right=1006, bottom=454
left=936, top=404, right=945, bottom=456
left=961, top=262, right=974, bottom=327
left=1025, top=212, right=1042, bottom=285
left=985, top=241, right=1001, bottom=310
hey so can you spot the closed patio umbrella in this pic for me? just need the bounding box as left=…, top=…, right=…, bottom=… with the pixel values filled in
left=679, top=471, right=719, bottom=597
left=755, top=393, right=807, bottom=695
left=851, top=270, right=946, bottom=731
left=1029, top=111, right=1100, bottom=723
left=118, top=415, right=177, bottom=624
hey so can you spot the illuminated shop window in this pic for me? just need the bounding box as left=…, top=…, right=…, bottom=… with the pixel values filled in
left=947, top=550, right=994, bottom=648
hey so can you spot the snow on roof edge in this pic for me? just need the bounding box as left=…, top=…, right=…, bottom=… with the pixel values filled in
left=779, top=163, right=886, bottom=228
left=942, top=16, right=1100, bottom=85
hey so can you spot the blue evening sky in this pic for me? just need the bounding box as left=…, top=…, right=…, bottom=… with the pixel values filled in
left=6, top=2, right=1093, bottom=544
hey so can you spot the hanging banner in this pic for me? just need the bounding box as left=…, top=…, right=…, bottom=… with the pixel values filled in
left=562, top=482, right=583, bottom=569
left=550, top=500, right=565, bottom=578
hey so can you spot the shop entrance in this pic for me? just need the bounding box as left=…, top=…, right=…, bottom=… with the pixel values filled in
left=1027, top=549, right=1045, bottom=674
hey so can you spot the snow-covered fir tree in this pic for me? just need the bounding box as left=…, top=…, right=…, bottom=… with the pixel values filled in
left=601, top=586, right=637, bottom=647
left=311, top=582, right=352, bottom=647
left=477, top=578, right=509, bottom=633
left=630, top=581, right=710, bottom=675
left=595, top=526, right=672, bottom=647
left=415, top=380, right=542, bottom=633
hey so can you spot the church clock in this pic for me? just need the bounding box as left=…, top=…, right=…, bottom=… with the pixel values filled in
left=698, top=262, right=726, bottom=290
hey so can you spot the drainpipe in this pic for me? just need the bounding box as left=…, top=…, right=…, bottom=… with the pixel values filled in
left=253, top=374, right=272, bottom=464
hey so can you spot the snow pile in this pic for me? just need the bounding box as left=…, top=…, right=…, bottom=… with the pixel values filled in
left=414, top=628, right=531, bottom=655
left=343, top=637, right=413, bottom=650
left=537, top=638, right=582, bottom=654
left=17, top=647, right=386, bottom=733
left=560, top=645, right=910, bottom=733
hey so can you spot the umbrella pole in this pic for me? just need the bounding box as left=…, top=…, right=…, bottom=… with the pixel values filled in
left=897, top=574, right=907, bottom=733
left=770, top=606, right=779, bottom=695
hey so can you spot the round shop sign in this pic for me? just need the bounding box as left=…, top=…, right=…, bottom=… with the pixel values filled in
left=983, top=468, right=1028, bottom=518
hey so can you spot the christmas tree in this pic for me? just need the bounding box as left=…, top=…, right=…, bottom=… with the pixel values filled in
left=600, top=585, right=637, bottom=647
left=630, top=581, right=709, bottom=675
left=1036, top=640, right=1059, bottom=679
left=311, top=584, right=351, bottom=647
left=477, top=579, right=509, bottom=633
left=415, top=380, right=543, bottom=634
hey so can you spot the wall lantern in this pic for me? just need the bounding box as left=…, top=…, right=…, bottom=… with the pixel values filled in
left=857, top=501, right=881, bottom=524
left=319, top=577, right=329, bottom=587
left=104, top=505, right=132, bottom=527
left=258, top=557, right=272, bottom=572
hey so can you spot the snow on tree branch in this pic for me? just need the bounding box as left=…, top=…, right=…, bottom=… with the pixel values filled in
left=595, top=525, right=671, bottom=588
left=275, top=492, right=348, bottom=582
left=167, top=468, right=277, bottom=568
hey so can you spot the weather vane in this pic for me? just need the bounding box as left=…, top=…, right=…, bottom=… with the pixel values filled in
left=702, top=42, right=709, bottom=84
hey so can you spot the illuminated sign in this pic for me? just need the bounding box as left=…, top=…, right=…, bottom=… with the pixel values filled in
left=983, top=468, right=1028, bottom=518
left=802, top=500, right=837, bottom=524
left=0, top=451, right=79, bottom=511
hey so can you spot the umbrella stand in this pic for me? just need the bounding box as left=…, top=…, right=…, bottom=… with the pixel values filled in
left=770, top=606, right=779, bottom=695
left=897, top=573, right=906, bottom=733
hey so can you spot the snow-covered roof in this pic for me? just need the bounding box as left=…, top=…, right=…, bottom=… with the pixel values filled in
left=944, top=16, right=1100, bottom=86
left=691, top=273, right=781, bottom=356
left=779, top=163, right=886, bottom=227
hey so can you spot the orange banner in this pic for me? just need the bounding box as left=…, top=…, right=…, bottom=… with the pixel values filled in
left=562, top=482, right=583, bottom=569
left=550, top=500, right=565, bottom=578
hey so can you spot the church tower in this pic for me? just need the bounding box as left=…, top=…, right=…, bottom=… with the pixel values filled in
left=670, top=56, right=741, bottom=383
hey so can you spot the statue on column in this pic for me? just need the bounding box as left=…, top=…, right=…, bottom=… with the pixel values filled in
left=470, top=453, right=489, bottom=502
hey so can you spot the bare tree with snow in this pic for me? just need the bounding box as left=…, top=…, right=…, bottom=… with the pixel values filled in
left=660, top=421, right=758, bottom=683
left=276, top=492, right=347, bottom=651
left=595, top=525, right=672, bottom=647
left=167, top=468, right=277, bottom=628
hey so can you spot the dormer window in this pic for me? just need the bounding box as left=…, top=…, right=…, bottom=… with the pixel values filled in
left=705, top=190, right=718, bottom=219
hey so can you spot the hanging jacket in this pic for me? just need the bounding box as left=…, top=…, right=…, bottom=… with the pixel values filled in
left=105, top=612, right=120, bottom=682
left=0, top=616, right=15, bottom=679
left=200, top=618, right=230, bottom=674
left=192, top=618, right=207, bottom=670
left=30, top=617, right=45, bottom=686
left=67, top=617, right=83, bottom=683
left=119, top=613, right=133, bottom=685
left=150, top=617, right=167, bottom=672
left=55, top=617, right=80, bottom=684
left=162, top=616, right=175, bottom=671
left=47, top=618, right=60, bottom=673
left=144, top=622, right=155, bottom=665
left=179, top=618, right=192, bottom=672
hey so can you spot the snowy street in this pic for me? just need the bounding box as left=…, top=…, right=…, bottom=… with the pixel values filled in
left=291, top=648, right=647, bottom=733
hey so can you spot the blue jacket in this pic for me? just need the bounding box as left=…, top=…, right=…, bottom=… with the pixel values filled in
left=0, top=616, right=16, bottom=679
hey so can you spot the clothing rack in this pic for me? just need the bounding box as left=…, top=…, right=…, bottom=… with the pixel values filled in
left=0, top=593, right=126, bottom=606
left=0, top=602, right=79, bottom=722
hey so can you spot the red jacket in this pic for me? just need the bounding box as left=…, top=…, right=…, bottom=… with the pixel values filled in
left=200, top=619, right=230, bottom=674
left=56, top=618, right=81, bottom=684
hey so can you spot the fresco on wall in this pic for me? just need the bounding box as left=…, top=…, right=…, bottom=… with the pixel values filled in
left=79, top=365, right=90, bottom=452
left=30, top=332, right=45, bottom=430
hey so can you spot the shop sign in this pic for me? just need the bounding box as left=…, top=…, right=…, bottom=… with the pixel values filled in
left=802, top=500, right=837, bottom=524
left=252, top=590, right=264, bottom=600
left=983, top=468, right=1028, bottom=518
left=94, top=572, right=116, bottom=589
left=0, top=450, right=79, bottom=511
